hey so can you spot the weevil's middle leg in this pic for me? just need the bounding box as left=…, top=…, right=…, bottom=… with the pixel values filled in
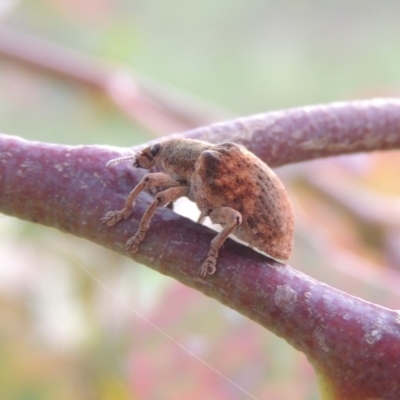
left=126, top=185, right=189, bottom=253
left=101, top=173, right=180, bottom=226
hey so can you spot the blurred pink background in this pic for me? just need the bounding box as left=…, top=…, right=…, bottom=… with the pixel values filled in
left=1, top=1, right=400, bottom=399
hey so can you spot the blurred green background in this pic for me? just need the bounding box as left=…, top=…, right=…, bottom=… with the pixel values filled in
left=1, top=1, right=400, bottom=399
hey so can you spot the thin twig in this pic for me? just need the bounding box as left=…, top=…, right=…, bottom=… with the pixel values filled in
left=301, top=163, right=400, bottom=227
left=0, top=26, right=229, bottom=134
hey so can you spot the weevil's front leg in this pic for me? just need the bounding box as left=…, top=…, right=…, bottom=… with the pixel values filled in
left=126, top=185, right=189, bottom=253
left=101, top=173, right=181, bottom=226
left=200, top=207, right=242, bottom=276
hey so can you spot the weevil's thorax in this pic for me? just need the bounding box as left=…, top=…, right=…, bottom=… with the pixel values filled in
left=157, top=138, right=212, bottom=185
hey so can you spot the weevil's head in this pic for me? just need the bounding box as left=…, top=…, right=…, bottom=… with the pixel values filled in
left=105, top=142, right=161, bottom=169
left=106, top=138, right=212, bottom=177
left=133, top=143, right=161, bottom=169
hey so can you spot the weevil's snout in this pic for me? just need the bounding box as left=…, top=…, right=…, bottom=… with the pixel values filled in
left=106, top=143, right=161, bottom=169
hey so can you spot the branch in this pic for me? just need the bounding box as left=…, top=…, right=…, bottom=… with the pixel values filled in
left=2, top=99, right=400, bottom=400
left=184, top=98, right=400, bottom=167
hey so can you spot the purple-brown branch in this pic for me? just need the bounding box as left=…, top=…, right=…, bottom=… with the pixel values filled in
left=186, top=98, right=400, bottom=167
left=1, top=99, right=400, bottom=399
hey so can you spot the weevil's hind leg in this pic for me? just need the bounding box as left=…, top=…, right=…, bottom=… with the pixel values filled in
left=101, top=173, right=180, bottom=226
left=197, top=212, right=206, bottom=224
left=200, top=207, right=242, bottom=276
left=126, top=185, right=189, bottom=253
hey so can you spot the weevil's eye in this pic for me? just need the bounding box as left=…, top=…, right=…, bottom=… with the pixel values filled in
left=150, top=143, right=161, bottom=157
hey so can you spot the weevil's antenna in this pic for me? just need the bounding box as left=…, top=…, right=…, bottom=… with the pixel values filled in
left=106, top=154, right=136, bottom=168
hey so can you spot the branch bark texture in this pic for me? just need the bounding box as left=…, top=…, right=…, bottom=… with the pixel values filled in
left=1, top=99, right=400, bottom=399
left=186, top=98, right=400, bottom=167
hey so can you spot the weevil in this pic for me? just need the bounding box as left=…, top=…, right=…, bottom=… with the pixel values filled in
left=101, top=138, right=294, bottom=276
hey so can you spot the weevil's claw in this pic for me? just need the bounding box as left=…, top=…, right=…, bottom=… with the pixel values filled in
left=200, top=257, right=217, bottom=277
left=101, top=208, right=131, bottom=226
left=125, top=231, right=145, bottom=253
left=101, top=211, right=122, bottom=226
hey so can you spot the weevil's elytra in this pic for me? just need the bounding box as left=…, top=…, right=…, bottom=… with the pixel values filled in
left=101, top=138, right=294, bottom=276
